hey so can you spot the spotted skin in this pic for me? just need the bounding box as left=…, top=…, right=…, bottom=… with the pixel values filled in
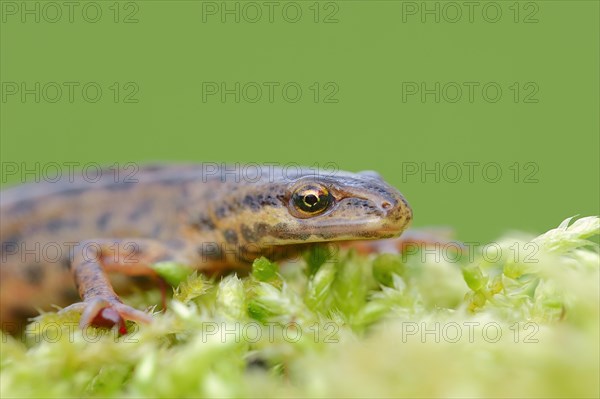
left=0, top=164, right=412, bottom=333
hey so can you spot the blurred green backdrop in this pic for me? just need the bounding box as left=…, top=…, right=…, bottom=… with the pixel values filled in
left=1, top=0, right=598, bottom=242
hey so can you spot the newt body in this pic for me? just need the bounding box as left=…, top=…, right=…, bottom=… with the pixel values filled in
left=0, top=164, right=412, bottom=332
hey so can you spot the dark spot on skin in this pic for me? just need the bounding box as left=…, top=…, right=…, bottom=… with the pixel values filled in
left=60, top=257, right=72, bottom=270
left=357, top=231, right=380, bottom=239
left=342, top=198, right=382, bottom=217
left=275, top=193, right=286, bottom=203
left=151, top=224, right=163, bottom=237
left=255, top=223, right=270, bottom=238
left=198, top=243, right=223, bottom=261
left=160, top=178, right=187, bottom=187
left=165, top=238, right=186, bottom=250
left=273, top=222, right=289, bottom=232
left=223, top=229, right=238, bottom=245
left=243, top=195, right=260, bottom=211
left=241, top=224, right=257, bottom=243
left=215, top=205, right=229, bottom=219
left=257, top=193, right=281, bottom=208
left=129, top=199, right=154, bottom=221
left=96, top=212, right=112, bottom=230
left=272, top=223, right=309, bottom=241
left=24, top=263, right=44, bottom=285
left=142, top=164, right=164, bottom=173
left=1, top=234, right=21, bottom=253
left=11, top=200, right=34, bottom=215
left=365, top=206, right=379, bottom=216
left=61, top=187, right=87, bottom=197
left=46, top=219, right=79, bottom=232
left=191, top=214, right=216, bottom=231
left=316, top=232, right=336, bottom=240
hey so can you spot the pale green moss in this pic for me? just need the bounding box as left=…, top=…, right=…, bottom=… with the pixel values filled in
left=1, top=216, right=598, bottom=398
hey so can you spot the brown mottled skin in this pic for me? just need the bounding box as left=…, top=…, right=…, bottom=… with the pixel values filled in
left=0, top=164, right=412, bottom=333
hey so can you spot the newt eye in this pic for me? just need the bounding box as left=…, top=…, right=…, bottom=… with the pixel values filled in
left=291, top=184, right=333, bottom=216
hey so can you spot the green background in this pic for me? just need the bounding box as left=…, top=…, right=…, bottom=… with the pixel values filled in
left=1, top=0, right=598, bottom=242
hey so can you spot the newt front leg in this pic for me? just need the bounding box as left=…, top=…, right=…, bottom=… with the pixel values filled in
left=61, top=238, right=190, bottom=332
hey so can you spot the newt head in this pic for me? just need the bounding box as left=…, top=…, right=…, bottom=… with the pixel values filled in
left=210, top=168, right=413, bottom=246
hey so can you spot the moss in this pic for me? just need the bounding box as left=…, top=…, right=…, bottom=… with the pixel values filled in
left=1, top=216, right=598, bottom=398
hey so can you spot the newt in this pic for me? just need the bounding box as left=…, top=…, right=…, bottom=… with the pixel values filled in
left=0, top=164, right=412, bottom=333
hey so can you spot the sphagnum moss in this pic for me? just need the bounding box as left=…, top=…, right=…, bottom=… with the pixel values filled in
left=1, top=216, right=598, bottom=398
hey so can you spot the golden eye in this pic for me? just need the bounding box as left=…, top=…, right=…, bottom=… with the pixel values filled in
left=291, top=184, right=333, bottom=215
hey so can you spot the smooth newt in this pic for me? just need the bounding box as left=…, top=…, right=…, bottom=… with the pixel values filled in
left=0, top=164, right=412, bottom=333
